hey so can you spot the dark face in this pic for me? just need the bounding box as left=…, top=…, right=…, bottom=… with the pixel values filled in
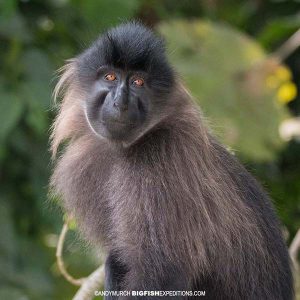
left=85, top=66, right=152, bottom=141
left=77, top=22, right=175, bottom=145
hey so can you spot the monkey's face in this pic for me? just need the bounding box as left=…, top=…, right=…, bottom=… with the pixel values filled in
left=84, top=66, right=152, bottom=142
left=78, top=22, right=175, bottom=144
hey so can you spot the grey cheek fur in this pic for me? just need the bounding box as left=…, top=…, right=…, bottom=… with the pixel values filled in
left=83, top=104, right=104, bottom=139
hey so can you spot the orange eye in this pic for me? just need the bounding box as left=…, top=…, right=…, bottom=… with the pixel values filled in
left=104, top=73, right=117, bottom=81
left=133, top=78, right=144, bottom=86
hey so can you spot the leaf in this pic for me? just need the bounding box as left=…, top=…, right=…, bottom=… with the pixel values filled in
left=0, top=90, right=24, bottom=144
left=0, top=287, right=27, bottom=300
left=159, top=20, right=291, bottom=161
left=19, top=49, right=53, bottom=135
left=258, top=16, right=300, bottom=48
left=22, top=49, right=53, bottom=84
left=0, top=0, right=17, bottom=19
left=72, top=0, right=141, bottom=37
left=0, top=13, right=32, bottom=42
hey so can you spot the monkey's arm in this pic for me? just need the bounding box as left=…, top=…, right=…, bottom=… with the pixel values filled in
left=104, top=253, right=128, bottom=299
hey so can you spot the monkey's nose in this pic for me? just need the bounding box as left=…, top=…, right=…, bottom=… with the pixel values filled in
left=113, top=98, right=128, bottom=112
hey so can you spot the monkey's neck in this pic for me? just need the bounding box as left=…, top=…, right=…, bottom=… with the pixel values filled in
left=114, top=103, right=208, bottom=157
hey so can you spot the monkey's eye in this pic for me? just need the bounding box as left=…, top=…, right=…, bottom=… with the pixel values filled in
left=104, top=73, right=117, bottom=81
left=132, top=78, right=144, bottom=87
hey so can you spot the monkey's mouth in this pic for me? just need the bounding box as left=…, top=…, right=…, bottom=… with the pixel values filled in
left=101, top=120, right=136, bottom=127
left=99, top=120, right=139, bottom=141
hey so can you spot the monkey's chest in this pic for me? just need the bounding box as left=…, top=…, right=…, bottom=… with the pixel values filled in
left=103, top=171, right=191, bottom=254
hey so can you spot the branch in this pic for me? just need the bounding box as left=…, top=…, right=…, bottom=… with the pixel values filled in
left=289, top=228, right=300, bottom=271
left=273, top=28, right=300, bottom=62
left=56, top=217, right=105, bottom=299
left=73, top=265, right=105, bottom=300
left=56, top=218, right=85, bottom=286
left=236, top=28, right=300, bottom=99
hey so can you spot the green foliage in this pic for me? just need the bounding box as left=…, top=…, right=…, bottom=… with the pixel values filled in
left=72, top=0, right=140, bottom=36
left=160, top=20, right=290, bottom=161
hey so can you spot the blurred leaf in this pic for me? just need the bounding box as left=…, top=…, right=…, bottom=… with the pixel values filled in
left=20, top=82, right=51, bottom=136
left=72, top=0, right=141, bottom=37
left=0, top=201, right=17, bottom=264
left=160, top=20, right=291, bottom=161
left=19, top=50, right=53, bottom=134
left=258, top=15, right=300, bottom=48
left=22, top=49, right=53, bottom=84
left=0, top=287, right=28, bottom=300
left=0, top=0, right=17, bottom=19
left=0, top=89, right=24, bottom=144
left=0, top=13, right=32, bottom=42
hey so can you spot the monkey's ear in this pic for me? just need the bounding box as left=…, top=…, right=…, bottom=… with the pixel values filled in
left=50, top=58, right=84, bottom=159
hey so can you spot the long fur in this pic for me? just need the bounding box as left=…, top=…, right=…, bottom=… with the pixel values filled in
left=50, top=24, right=293, bottom=300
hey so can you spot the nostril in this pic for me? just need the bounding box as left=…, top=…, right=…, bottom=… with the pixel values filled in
left=113, top=101, right=128, bottom=111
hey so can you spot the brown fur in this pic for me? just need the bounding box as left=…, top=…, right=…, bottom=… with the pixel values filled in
left=50, top=60, right=293, bottom=299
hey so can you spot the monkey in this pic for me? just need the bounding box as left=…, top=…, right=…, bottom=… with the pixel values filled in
left=50, top=22, right=293, bottom=299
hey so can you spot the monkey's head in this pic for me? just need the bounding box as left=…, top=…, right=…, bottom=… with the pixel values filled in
left=75, top=22, right=175, bottom=145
